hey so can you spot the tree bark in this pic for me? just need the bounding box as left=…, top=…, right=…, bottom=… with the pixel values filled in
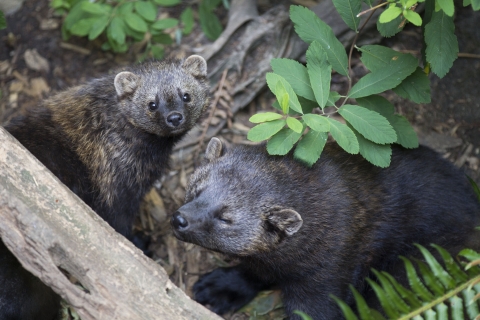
left=0, top=126, right=221, bottom=320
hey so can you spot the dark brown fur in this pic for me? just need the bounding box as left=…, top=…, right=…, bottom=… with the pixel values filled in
left=172, top=138, right=480, bottom=319
left=1, top=55, right=209, bottom=319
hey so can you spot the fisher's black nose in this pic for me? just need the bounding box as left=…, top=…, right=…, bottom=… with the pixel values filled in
left=171, top=212, right=188, bottom=229
left=166, top=112, right=184, bottom=127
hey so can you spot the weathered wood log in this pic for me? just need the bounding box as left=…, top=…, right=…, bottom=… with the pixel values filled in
left=0, top=126, right=221, bottom=320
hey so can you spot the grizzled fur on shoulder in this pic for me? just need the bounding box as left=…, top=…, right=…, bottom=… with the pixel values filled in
left=172, top=138, right=480, bottom=319
left=2, top=55, right=209, bottom=320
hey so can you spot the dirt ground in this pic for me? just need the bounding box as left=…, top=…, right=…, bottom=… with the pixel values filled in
left=0, top=1, right=479, bottom=319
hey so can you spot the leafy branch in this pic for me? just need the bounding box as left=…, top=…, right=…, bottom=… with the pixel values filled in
left=248, top=0, right=478, bottom=168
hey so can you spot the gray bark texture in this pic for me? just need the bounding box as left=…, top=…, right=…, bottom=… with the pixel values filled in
left=0, top=126, right=221, bottom=320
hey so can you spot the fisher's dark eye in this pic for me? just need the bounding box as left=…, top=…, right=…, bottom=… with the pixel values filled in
left=182, top=93, right=191, bottom=102
left=214, top=206, right=231, bottom=224
left=148, top=101, right=158, bottom=111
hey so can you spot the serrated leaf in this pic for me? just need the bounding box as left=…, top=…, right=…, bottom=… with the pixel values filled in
left=379, top=5, right=402, bottom=23
left=332, top=0, right=361, bottom=31
left=135, top=1, right=157, bottom=22
left=331, top=295, right=359, bottom=320
left=414, top=258, right=445, bottom=295
left=366, top=279, right=401, bottom=319
left=371, top=270, right=410, bottom=313
left=359, top=45, right=414, bottom=72
left=349, top=285, right=374, bottom=320
left=437, top=0, right=454, bottom=16
left=400, top=256, right=434, bottom=301
left=416, top=244, right=456, bottom=289
left=267, top=128, right=302, bottom=155
left=351, top=126, right=392, bottom=167
left=306, top=41, right=332, bottom=109
left=431, top=244, right=468, bottom=284
left=327, top=118, right=359, bottom=154
left=153, top=0, right=180, bottom=6
left=180, top=7, right=194, bottom=34
left=199, top=5, right=223, bottom=40
left=425, top=10, right=458, bottom=78
left=302, top=114, right=330, bottom=132
left=88, top=15, right=109, bottom=40
left=124, top=12, right=148, bottom=32
left=286, top=117, right=303, bottom=133
left=327, top=91, right=341, bottom=107
left=276, top=81, right=290, bottom=114
left=339, top=105, right=396, bottom=144
left=271, top=59, right=315, bottom=101
left=247, top=119, right=286, bottom=142
left=290, top=5, right=349, bottom=77
left=382, top=272, right=422, bottom=309
left=403, top=9, right=422, bottom=26
left=294, top=130, right=327, bottom=166
left=151, top=18, right=179, bottom=30
left=266, top=73, right=303, bottom=114
left=356, top=95, right=395, bottom=118
left=450, top=296, right=464, bottom=319
left=393, top=67, right=431, bottom=103
left=349, top=52, right=417, bottom=98
left=250, top=112, right=283, bottom=123
left=390, top=115, right=418, bottom=148
left=377, top=14, right=404, bottom=37
left=107, top=17, right=126, bottom=45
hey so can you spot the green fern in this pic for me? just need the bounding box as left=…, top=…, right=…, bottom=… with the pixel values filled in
left=331, top=244, right=480, bottom=319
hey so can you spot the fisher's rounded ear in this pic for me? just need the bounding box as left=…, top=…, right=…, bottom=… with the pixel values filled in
left=204, top=137, right=224, bottom=163
left=266, top=207, right=303, bottom=236
left=182, top=55, right=207, bottom=78
left=114, top=72, right=140, bottom=97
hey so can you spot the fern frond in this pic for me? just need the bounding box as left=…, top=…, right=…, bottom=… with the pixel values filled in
left=334, top=245, right=480, bottom=319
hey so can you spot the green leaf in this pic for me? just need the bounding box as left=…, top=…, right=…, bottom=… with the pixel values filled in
left=414, top=258, right=445, bottom=295
left=400, top=256, right=434, bottom=301
left=393, top=67, right=431, bottom=103
left=416, top=244, right=456, bottom=289
left=150, top=45, right=164, bottom=59
left=124, top=12, right=148, bottom=32
left=180, top=7, right=194, bottom=34
left=298, top=96, right=319, bottom=114
left=267, top=128, right=302, bottom=155
left=379, top=5, right=402, bottom=23
left=377, top=14, right=404, bottom=37
left=306, top=41, right=332, bottom=109
left=250, top=112, right=283, bottom=123
left=390, top=115, right=418, bottom=148
left=290, top=5, right=349, bottom=77
left=338, top=105, right=396, bottom=144
left=152, top=33, right=173, bottom=44
left=0, top=10, right=7, bottom=30
left=403, top=9, right=422, bottom=26
left=331, top=0, right=361, bottom=31
left=276, top=81, right=290, bottom=114
left=351, top=126, right=392, bottom=167
left=107, top=17, right=126, bottom=45
left=287, top=117, right=304, bottom=133
left=151, top=18, right=179, bottom=30
left=70, top=18, right=96, bottom=36
left=450, top=296, right=464, bottom=319
left=327, top=91, right=342, bottom=107
left=118, top=2, right=134, bottom=15
left=425, top=10, right=458, bottom=78
left=331, top=295, right=359, bottom=320
left=202, top=0, right=222, bottom=11
left=293, top=310, right=313, bottom=320
left=356, top=95, right=395, bottom=118
left=88, top=15, right=109, bottom=40
left=436, top=0, right=454, bottom=16
left=135, top=1, right=157, bottom=22
left=271, top=59, right=316, bottom=101
left=366, top=279, right=401, bottom=319
left=153, top=0, right=181, bottom=6
left=349, top=52, right=418, bottom=99
left=80, top=2, right=109, bottom=14
left=470, top=0, right=480, bottom=10
left=467, top=176, right=480, bottom=203
left=358, top=45, right=415, bottom=72
left=349, top=285, right=375, bottom=320
left=266, top=73, right=303, bottom=114
left=382, top=272, right=422, bottom=309
left=247, top=119, right=286, bottom=142
left=294, top=130, right=328, bottom=166
left=302, top=114, right=330, bottom=132
left=327, top=118, right=359, bottom=154
left=199, top=5, right=223, bottom=40
left=371, top=270, right=410, bottom=314
left=431, top=244, right=468, bottom=284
